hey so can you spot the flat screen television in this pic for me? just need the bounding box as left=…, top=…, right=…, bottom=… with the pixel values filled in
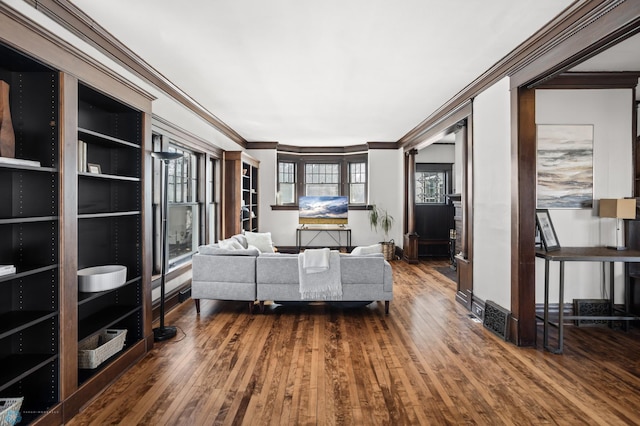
left=299, top=196, right=348, bottom=225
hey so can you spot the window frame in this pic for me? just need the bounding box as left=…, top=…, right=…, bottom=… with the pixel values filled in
left=415, top=163, right=452, bottom=205
left=276, top=153, right=368, bottom=207
left=166, top=144, right=200, bottom=268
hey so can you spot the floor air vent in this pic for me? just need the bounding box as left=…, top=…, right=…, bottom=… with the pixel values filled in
left=573, top=299, right=609, bottom=327
left=483, top=300, right=510, bottom=340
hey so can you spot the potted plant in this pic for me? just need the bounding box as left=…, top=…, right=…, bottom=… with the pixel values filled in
left=369, top=204, right=395, bottom=260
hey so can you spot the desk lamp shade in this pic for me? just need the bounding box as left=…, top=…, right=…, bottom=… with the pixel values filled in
left=599, top=198, right=636, bottom=250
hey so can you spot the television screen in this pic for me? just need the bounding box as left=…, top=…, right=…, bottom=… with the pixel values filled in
left=299, top=196, right=348, bottom=225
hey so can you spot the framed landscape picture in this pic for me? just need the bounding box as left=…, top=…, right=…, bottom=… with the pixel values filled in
left=536, top=124, right=593, bottom=209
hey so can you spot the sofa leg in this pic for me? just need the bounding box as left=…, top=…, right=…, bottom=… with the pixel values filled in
left=259, top=301, right=265, bottom=314
left=385, top=301, right=389, bottom=315
left=194, top=299, right=200, bottom=314
left=248, top=302, right=254, bottom=314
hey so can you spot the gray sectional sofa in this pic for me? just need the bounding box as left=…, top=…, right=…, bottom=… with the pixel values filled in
left=191, top=235, right=393, bottom=314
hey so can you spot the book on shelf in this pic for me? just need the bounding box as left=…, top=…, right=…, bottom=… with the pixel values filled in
left=0, top=265, right=16, bottom=276
left=78, top=140, right=87, bottom=172
left=0, top=157, right=40, bottom=167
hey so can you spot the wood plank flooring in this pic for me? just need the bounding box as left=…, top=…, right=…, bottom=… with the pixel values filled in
left=67, top=259, right=640, bottom=425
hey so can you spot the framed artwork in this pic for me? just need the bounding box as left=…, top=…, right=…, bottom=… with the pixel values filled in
left=88, top=163, right=101, bottom=174
left=535, top=209, right=560, bottom=251
left=537, top=124, right=593, bottom=209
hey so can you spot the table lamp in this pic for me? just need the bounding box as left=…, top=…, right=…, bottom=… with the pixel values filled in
left=599, top=198, right=636, bottom=250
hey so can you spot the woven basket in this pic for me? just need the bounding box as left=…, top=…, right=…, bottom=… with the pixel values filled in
left=0, top=398, right=23, bottom=426
left=78, top=329, right=127, bottom=369
left=381, top=240, right=395, bottom=261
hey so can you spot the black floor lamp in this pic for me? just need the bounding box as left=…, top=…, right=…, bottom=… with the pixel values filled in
left=152, top=151, right=182, bottom=342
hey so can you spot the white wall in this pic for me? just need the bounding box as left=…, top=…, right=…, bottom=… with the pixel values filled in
left=535, top=89, right=633, bottom=303
left=472, top=77, right=512, bottom=308
left=6, top=0, right=243, bottom=153
left=415, top=143, right=455, bottom=163
left=454, top=131, right=464, bottom=194
left=250, top=148, right=404, bottom=248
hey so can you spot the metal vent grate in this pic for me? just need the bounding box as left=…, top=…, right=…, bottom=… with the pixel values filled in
left=483, top=300, right=510, bottom=340
left=573, top=299, right=609, bottom=327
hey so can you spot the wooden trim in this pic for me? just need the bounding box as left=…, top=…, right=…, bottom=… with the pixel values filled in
left=59, top=71, right=78, bottom=400
left=0, top=2, right=154, bottom=110
left=401, top=101, right=472, bottom=150
left=151, top=281, right=192, bottom=321
left=398, top=1, right=628, bottom=147
left=277, top=144, right=370, bottom=154
left=153, top=115, right=223, bottom=158
left=141, top=111, right=154, bottom=347
left=248, top=142, right=398, bottom=152
left=63, top=340, right=147, bottom=422
left=24, top=0, right=246, bottom=147
left=535, top=71, right=640, bottom=89
left=514, top=1, right=640, bottom=88
left=246, top=141, right=279, bottom=150
left=635, top=101, right=639, bottom=197
left=30, top=402, right=63, bottom=426
left=510, top=87, right=537, bottom=347
left=367, top=142, right=398, bottom=150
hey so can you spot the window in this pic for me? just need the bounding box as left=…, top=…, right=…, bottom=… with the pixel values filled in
left=276, top=154, right=368, bottom=205
left=305, top=163, right=340, bottom=196
left=348, top=161, right=366, bottom=204
left=278, top=161, right=296, bottom=204
left=166, top=145, right=199, bottom=267
left=415, top=164, right=451, bottom=204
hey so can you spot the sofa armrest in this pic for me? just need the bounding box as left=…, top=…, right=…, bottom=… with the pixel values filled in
left=383, top=260, right=393, bottom=293
left=192, top=253, right=256, bottom=283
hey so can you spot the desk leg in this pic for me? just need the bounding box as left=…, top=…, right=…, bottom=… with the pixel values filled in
left=556, top=260, right=565, bottom=354
left=609, top=261, right=615, bottom=321
left=553, top=261, right=564, bottom=354
left=543, top=259, right=550, bottom=351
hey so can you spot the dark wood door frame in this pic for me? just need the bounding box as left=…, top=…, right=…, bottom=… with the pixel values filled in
left=509, top=3, right=640, bottom=347
left=401, top=102, right=474, bottom=307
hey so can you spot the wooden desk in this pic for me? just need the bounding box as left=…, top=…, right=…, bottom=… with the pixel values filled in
left=536, top=247, right=640, bottom=354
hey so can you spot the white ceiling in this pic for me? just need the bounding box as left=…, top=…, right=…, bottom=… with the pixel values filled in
left=68, top=0, right=597, bottom=147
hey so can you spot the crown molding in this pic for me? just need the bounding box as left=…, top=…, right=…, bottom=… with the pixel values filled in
left=152, top=115, right=223, bottom=158
left=24, top=0, right=246, bottom=147
left=397, top=0, right=636, bottom=148
left=0, top=1, right=155, bottom=109
left=535, top=71, right=640, bottom=89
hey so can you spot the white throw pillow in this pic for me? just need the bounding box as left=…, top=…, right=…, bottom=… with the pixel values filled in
left=351, top=243, right=382, bottom=256
left=244, top=232, right=275, bottom=253
left=218, top=238, right=244, bottom=250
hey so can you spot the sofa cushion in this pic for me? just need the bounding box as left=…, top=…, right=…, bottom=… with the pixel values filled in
left=245, top=231, right=275, bottom=253
left=231, top=234, right=248, bottom=248
left=340, top=255, right=385, bottom=284
left=350, top=243, right=382, bottom=256
left=197, top=245, right=260, bottom=256
left=219, top=238, right=244, bottom=250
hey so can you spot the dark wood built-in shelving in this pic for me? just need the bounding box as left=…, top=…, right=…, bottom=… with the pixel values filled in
left=0, top=32, right=152, bottom=424
left=0, top=41, right=61, bottom=421
left=223, top=151, right=259, bottom=238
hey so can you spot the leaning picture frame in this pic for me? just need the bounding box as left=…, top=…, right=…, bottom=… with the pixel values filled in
left=535, top=209, right=560, bottom=251
left=87, top=163, right=101, bottom=174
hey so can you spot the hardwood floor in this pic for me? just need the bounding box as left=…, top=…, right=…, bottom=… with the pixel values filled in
left=68, top=259, right=640, bottom=425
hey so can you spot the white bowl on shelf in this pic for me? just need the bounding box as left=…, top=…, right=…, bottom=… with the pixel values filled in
left=78, top=265, right=127, bottom=292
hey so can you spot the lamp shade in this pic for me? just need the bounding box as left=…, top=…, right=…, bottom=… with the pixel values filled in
left=599, top=198, right=636, bottom=219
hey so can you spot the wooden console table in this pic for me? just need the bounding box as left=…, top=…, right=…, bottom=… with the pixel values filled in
left=296, top=225, right=351, bottom=251
left=536, top=247, right=640, bottom=354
